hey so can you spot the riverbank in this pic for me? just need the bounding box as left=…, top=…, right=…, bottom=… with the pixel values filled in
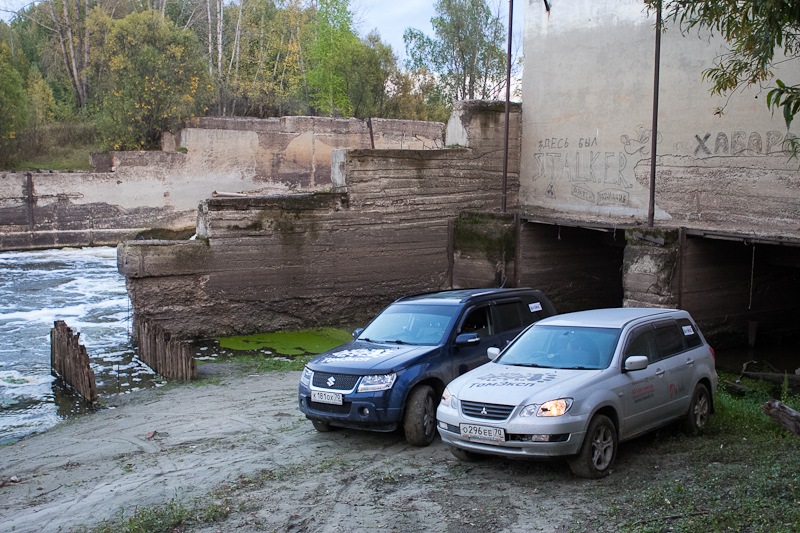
left=0, top=363, right=591, bottom=532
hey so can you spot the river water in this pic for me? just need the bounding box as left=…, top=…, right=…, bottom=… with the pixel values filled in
left=0, top=247, right=162, bottom=445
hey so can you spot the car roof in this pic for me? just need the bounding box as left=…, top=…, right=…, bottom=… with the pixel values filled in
left=536, top=307, right=685, bottom=329
left=396, top=287, right=541, bottom=306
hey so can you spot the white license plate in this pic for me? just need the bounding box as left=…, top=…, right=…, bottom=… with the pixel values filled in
left=311, top=390, right=343, bottom=405
left=460, top=423, right=505, bottom=442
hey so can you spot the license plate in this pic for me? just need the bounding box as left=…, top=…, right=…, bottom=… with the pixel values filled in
left=311, top=390, right=343, bottom=405
left=460, top=423, right=505, bottom=442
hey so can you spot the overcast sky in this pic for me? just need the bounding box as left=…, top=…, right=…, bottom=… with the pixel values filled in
left=1, top=0, right=524, bottom=60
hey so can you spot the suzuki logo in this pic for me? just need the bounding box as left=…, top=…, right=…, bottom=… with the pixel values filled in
left=480, top=406, right=488, bottom=416
left=327, top=376, right=336, bottom=387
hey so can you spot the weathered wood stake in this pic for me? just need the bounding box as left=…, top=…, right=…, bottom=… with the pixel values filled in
left=50, top=320, right=98, bottom=404
left=764, top=399, right=800, bottom=436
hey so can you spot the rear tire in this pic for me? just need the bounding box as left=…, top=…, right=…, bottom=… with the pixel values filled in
left=403, top=385, right=437, bottom=446
left=568, top=414, right=617, bottom=479
left=684, top=383, right=711, bottom=433
left=311, top=420, right=335, bottom=432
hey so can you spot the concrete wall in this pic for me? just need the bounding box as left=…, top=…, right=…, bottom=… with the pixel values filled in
left=0, top=116, right=444, bottom=251
left=520, top=0, right=799, bottom=240
left=118, top=103, right=521, bottom=338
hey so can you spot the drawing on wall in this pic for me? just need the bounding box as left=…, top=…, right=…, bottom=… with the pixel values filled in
left=620, top=125, right=662, bottom=156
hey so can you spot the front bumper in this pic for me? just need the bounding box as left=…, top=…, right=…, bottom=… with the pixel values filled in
left=436, top=406, right=588, bottom=458
left=298, top=388, right=403, bottom=432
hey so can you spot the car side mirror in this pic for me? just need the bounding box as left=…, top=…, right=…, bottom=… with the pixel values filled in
left=487, top=347, right=501, bottom=361
left=455, top=332, right=480, bottom=346
left=352, top=328, right=364, bottom=338
left=624, top=355, right=649, bottom=372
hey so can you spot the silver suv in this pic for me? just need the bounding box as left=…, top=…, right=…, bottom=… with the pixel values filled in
left=436, top=308, right=717, bottom=478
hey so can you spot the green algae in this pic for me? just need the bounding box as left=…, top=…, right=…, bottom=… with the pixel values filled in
left=217, top=328, right=352, bottom=356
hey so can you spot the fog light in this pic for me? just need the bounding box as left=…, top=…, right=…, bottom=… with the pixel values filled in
left=360, top=407, right=370, bottom=416
left=438, top=421, right=447, bottom=429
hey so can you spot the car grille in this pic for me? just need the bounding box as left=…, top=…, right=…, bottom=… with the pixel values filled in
left=308, top=401, right=351, bottom=415
left=312, top=372, right=359, bottom=391
left=461, top=400, right=515, bottom=421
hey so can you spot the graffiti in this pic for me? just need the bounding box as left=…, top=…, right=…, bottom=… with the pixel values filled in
left=572, top=185, right=595, bottom=203
left=620, top=126, right=661, bottom=156
left=532, top=151, right=631, bottom=188
left=694, top=130, right=795, bottom=156
left=538, top=137, right=569, bottom=149
left=597, top=189, right=629, bottom=206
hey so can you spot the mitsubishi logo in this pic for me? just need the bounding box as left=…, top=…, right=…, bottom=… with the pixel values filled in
left=327, top=376, right=336, bottom=387
left=480, top=406, right=488, bottom=416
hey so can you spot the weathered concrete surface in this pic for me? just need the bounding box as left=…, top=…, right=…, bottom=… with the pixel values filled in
left=0, top=117, right=444, bottom=251
left=520, top=0, right=800, bottom=242
left=119, top=103, right=521, bottom=338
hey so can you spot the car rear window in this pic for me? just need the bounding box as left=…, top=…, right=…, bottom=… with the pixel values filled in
left=653, top=322, right=685, bottom=360
left=494, top=301, right=524, bottom=332
left=675, top=318, right=703, bottom=348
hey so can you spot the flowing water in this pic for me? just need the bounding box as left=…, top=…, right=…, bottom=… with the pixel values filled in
left=0, top=247, right=162, bottom=445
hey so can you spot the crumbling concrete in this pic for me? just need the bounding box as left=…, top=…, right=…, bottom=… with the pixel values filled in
left=0, top=116, right=444, bottom=251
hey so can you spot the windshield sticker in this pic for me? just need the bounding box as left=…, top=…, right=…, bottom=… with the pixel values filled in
left=529, top=302, right=543, bottom=312
left=318, top=348, right=397, bottom=364
left=467, top=372, right=557, bottom=388
left=682, top=325, right=695, bottom=336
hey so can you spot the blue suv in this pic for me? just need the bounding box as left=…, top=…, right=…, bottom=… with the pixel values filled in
left=298, top=288, right=556, bottom=446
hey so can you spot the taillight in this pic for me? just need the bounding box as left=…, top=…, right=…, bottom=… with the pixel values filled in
left=710, top=346, right=716, bottom=361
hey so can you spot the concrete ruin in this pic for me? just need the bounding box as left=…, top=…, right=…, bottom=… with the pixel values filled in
left=0, top=116, right=443, bottom=251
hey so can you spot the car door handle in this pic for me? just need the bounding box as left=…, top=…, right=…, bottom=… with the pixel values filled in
left=655, top=368, right=665, bottom=377
left=686, top=358, right=695, bottom=366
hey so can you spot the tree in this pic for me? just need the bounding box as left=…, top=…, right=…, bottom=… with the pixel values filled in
left=0, top=42, right=29, bottom=165
left=91, top=9, right=212, bottom=149
left=343, top=31, right=396, bottom=118
left=404, top=0, right=507, bottom=106
left=308, top=0, right=358, bottom=116
left=647, top=0, right=800, bottom=145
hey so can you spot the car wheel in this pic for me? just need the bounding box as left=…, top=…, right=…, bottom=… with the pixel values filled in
left=403, top=384, right=437, bottom=446
left=685, top=383, right=711, bottom=433
left=449, top=446, right=485, bottom=462
left=311, top=420, right=335, bottom=432
left=568, top=414, right=617, bottom=479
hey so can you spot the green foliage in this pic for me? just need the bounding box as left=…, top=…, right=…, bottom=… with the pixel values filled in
left=308, top=0, right=359, bottom=116
left=0, top=42, right=28, bottom=165
left=91, top=9, right=212, bottom=150
left=648, top=0, right=800, bottom=154
left=404, top=0, right=508, bottom=105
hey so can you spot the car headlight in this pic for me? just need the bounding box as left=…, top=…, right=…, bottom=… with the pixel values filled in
left=300, top=366, right=313, bottom=386
left=519, top=398, right=573, bottom=417
left=357, top=373, right=397, bottom=392
left=440, top=387, right=458, bottom=410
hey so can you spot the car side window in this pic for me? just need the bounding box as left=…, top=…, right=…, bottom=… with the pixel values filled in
left=494, top=301, right=524, bottom=332
left=653, top=323, right=685, bottom=361
left=459, top=306, right=493, bottom=338
left=675, top=318, right=702, bottom=348
left=623, top=328, right=657, bottom=362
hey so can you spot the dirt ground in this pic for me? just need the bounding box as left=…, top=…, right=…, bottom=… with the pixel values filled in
left=0, top=365, right=682, bottom=533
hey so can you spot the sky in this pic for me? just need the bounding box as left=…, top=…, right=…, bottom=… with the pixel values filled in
left=1, top=0, right=524, bottom=60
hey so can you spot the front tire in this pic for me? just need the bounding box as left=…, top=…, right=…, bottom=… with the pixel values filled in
left=685, top=383, right=711, bottom=433
left=568, top=414, right=617, bottom=479
left=403, top=385, right=437, bottom=446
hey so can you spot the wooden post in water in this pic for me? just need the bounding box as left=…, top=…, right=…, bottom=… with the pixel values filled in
left=134, top=319, right=197, bottom=381
left=50, top=320, right=98, bottom=404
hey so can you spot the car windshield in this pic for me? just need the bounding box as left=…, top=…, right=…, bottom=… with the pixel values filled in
left=497, top=325, right=621, bottom=370
left=357, top=303, right=459, bottom=346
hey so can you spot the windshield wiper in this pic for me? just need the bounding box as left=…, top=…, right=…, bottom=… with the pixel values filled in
left=509, top=362, right=550, bottom=368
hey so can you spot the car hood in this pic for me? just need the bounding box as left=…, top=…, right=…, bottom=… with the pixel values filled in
left=447, top=362, right=601, bottom=405
left=307, top=340, right=438, bottom=373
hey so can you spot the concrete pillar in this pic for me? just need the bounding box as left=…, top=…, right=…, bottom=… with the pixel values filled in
left=622, top=228, right=681, bottom=309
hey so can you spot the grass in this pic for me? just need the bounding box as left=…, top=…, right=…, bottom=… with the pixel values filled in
left=575, top=372, right=800, bottom=533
